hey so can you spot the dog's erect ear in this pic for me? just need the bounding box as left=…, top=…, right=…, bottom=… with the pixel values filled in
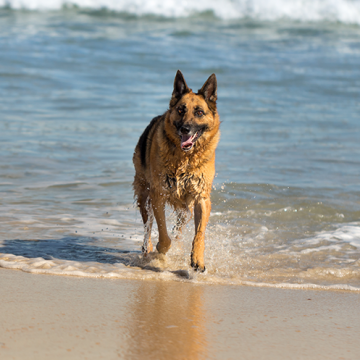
left=198, top=74, right=217, bottom=103
left=172, top=70, right=190, bottom=99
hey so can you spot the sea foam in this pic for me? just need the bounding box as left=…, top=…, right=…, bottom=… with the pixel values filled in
left=1, top=0, right=360, bottom=24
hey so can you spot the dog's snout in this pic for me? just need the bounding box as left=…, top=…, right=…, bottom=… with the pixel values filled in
left=180, top=126, right=190, bottom=135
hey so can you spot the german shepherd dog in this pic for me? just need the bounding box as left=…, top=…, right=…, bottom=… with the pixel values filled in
left=133, top=70, right=220, bottom=271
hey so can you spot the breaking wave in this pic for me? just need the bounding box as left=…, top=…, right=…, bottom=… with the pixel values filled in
left=1, top=0, right=360, bottom=24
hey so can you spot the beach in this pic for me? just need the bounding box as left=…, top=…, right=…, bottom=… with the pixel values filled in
left=1, top=1, right=360, bottom=358
left=1, top=268, right=360, bottom=359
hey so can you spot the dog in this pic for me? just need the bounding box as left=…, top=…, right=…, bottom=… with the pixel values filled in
left=133, top=70, right=220, bottom=271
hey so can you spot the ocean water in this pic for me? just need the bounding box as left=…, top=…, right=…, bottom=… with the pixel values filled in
left=1, top=1, right=360, bottom=291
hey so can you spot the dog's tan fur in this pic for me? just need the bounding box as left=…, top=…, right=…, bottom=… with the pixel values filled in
left=133, top=70, right=220, bottom=271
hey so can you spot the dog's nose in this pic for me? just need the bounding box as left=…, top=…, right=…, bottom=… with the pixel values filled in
left=180, top=125, right=190, bottom=135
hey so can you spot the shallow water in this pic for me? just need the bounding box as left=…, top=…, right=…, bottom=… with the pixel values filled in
left=1, top=3, right=360, bottom=291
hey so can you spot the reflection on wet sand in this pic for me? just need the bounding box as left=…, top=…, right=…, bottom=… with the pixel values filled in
left=2, top=269, right=360, bottom=360
left=124, top=281, right=207, bottom=360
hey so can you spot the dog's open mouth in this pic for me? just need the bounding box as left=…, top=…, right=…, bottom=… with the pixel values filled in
left=181, top=130, right=202, bottom=151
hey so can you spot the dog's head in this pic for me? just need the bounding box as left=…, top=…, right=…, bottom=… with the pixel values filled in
left=165, top=70, right=220, bottom=153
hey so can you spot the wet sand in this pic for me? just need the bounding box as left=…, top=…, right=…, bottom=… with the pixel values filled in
left=1, top=268, right=359, bottom=360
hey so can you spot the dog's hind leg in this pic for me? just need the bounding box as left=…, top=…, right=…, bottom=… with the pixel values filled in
left=139, top=191, right=153, bottom=255
left=173, top=208, right=190, bottom=240
left=191, top=197, right=211, bottom=272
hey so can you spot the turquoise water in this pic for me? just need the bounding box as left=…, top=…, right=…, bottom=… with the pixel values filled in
left=1, top=7, right=360, bottom=290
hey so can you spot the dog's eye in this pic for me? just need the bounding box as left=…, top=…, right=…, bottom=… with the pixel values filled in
left=195, top=110, right=204, bottom=117
left=178, top=108, right=185, bottom=116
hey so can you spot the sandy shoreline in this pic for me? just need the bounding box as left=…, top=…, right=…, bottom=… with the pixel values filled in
left=1, top=268, right=360, bottom=360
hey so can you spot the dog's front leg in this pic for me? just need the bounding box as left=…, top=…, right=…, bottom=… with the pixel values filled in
left=191, top=197, right=211, bottom=272
left=151, top=193, right=172, bottom=254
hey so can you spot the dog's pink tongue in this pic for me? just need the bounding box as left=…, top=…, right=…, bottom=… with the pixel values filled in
left=181, top=134, right=193, bottom=148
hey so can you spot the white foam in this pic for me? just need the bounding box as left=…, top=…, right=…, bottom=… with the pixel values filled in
left=1, top=0, right=360, bottom=24
left=313, top=224, right=360, bottom=248
left=0, top=253, right=188, bottom=282
left=299, top=222, right=360, bottom=249
left=1, top=253, right=359, bottom=292
left=240, top=280, right=360, bottom=292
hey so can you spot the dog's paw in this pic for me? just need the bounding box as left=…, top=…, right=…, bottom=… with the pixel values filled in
left=156, top=237, right=171, bottom=254
left=142, top=249, right=150, bottom=258
left=142, top=241, right=153, bottom=256
left=191, top=259, right=206, bottom=273
left=191, top=251, right=206, bottom=272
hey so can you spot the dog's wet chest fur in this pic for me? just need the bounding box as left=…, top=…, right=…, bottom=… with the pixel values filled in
left=161, top=161, right=206, bottom=199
